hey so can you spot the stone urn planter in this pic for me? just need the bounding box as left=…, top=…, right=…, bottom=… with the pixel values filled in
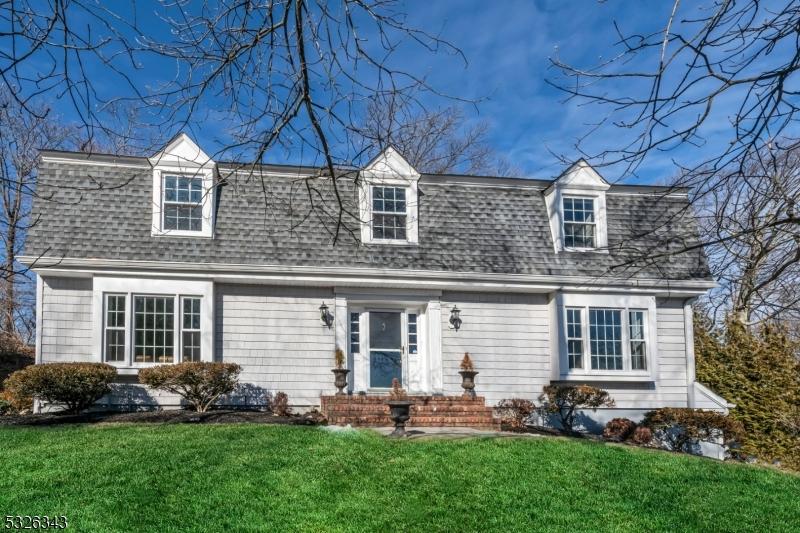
left=459, top=370, right=478, bottom=399
left=386, top=400, right=414, bottom=437
left=331, top=368, right=350, bottom=396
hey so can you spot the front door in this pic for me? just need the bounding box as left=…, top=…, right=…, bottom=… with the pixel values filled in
left=369, top=311, right=403, bottom=388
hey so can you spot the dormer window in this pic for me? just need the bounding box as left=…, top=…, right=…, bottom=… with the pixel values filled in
left=563, top=196, right=596, bottom=249
left=544, top=160, right=609, bottom=253
left=372, top=186, right=408, bottom=240
left=359, top=147, right=419, bottom=245
left=163, top=175, right=203, bottom=231
left=149, top=133, right=216, bottom=238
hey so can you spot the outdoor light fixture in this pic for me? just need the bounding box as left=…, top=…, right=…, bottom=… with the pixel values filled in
left=319, top=302, right=334, bottom=328
left=449, top=305, right=462, bottom=331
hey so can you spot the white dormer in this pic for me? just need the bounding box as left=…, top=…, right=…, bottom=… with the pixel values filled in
left=359, top=146, right=420, bottom=245
left=544, top=160, right=610, bottom=252
left=149, top=133, right=216, bottom=238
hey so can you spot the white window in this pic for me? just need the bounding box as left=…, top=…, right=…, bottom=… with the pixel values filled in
left=563, top=197, right=596, bottom=249
left=565, top=307, right=583, bottom=369
left=408, top=313, right=418, bottom=354
left=371, top=186, right=408, bottom=241
left=629, top=310, right=647, bottom=370
left=182, top=297, right=202, bottom=362
left=100, top=291, right=205, bottom=365
left=163, top=175, right=203, bottom=231
left=134, top=296, right=175, bottom=363
left=561, top=300, right=652, bottom=377
left=349, top=312, right=360, bottom=355
left=104, top=294, right=126, bottom=362
left=589, top=308, right=623, bottom=370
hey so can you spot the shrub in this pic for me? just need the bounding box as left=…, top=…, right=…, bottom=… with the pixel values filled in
left=3, top=363, right=116, bottom=414
left=0, top=398, right=10, bottom=415
left=388, top=378, right=407, bottom=400
left=642, top=407, right=744, bottom=454
left=459, top=353, right=474, bottom=372
left=631, top=426, right=653, bottom=446
left=0, top=333, right=34, bottom=384
left=267, top=391, right=291, bottom=417
left=695, top=316, right=800, bottom=468
left=496, top=398, right=536, bottom=430
left=0, top=388, right=32, bottom=414
left=603, top=418, right=637, bottom=442
left=539, top=385, right=615, bottom=434
left=139, top=362, right=241, bottom=413
left=334, top=348, right=345, bottom=370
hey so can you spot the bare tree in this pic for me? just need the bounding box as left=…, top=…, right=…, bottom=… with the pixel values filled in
left=0, top=1, right=465, bottom=243
left=356, top=97, right=516, bottom=176
left=700, top=144, right=800, bottom=325
left=0, top=93, right=73, bottom=341
left=549, top=1, right=800, bottom=323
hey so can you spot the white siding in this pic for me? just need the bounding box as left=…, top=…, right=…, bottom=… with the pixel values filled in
left=440, top=293, right=691, bottom=412
left=215, top=284, right=336, bottom=406
left=40, top=276, right=93, bottom=363
left=441, top=292, right=551, bottom=405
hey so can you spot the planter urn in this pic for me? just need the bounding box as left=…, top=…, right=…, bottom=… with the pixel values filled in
left=331, top=368, right=350, bottom=396
left=386, top=400, right=414, bottom=437
left=459, top=370, right=478, bottom=399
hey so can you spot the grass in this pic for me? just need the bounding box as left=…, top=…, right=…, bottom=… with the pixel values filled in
left=0, top=425, right=798, bottom=532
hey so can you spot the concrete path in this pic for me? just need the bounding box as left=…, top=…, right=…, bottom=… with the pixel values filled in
left=368, top=426, right=544, bottom=440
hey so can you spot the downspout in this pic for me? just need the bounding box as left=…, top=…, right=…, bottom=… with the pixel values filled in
left=683, top=297, right=697, bottom=408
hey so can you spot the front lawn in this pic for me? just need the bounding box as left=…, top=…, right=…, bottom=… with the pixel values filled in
left=0, top=425, right=797, bottom=532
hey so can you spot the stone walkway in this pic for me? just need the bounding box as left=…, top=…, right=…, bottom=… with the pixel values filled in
left=368, top=426, right=544, bottom=440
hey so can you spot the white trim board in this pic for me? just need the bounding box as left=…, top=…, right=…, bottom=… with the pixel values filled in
left=21, top=256, right=716, bottom=295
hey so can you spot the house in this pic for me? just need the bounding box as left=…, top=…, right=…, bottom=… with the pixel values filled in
left=20, top=134, right=730, bottom=426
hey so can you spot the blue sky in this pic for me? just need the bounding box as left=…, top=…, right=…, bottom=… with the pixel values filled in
left=12, top=1, right=756, bottom=185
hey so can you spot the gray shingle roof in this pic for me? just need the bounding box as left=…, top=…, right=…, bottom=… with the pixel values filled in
left=24, top=154, right=711, bottom=281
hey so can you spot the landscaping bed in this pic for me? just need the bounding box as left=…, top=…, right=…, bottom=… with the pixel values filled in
left=0, top=409, right=326, bottom=427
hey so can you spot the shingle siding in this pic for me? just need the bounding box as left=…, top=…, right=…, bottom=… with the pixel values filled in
left=25, top=159, right=710, bottom=281
left=214, top=284, right=336, bottom=406
left=40, top=276, right=93, bottom=362
left=440, top=292, right=552, bottom=405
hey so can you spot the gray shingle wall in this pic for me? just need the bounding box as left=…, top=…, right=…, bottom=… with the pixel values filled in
left=25, top=159, right=710, bottom=280
left=41, top=276, right=93, bottom=362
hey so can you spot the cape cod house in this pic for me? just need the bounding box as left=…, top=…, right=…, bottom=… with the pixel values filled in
left=21, top=134, right=730, bottom=426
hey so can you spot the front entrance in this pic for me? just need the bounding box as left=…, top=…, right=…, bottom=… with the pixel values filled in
left=369, top=311, right=403, bottom=388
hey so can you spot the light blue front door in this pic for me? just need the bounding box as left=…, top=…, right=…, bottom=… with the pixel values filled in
left=369, top=311, right=402, bottom=388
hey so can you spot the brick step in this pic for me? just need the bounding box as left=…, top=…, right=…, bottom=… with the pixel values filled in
left=328, top=410, right=495, bottom=419
left=322, top=396, right=488, bottom=406
left=326, top=405, right=494, bottom=414
left=328, top=416, right=499, bottom=428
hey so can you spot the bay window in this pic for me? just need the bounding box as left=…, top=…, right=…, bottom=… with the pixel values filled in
left=561, top=298, right=653, bottom=377
left=101, top=292, right=204, bottom=366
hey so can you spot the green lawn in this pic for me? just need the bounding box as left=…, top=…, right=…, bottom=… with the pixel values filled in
left=0, top=425, right=798, bottom=532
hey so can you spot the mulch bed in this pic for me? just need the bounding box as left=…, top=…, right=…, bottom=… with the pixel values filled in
left=0, top=409, right=327, bottom=427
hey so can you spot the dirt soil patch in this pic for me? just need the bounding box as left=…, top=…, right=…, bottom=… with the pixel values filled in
left=0, top=409, right=327, bottom=427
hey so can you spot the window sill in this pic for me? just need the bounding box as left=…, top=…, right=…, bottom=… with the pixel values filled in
left=557, top=373, right=653, bottom=383
left=363, top=240, right=419, bottom=247
left=151, top=229, right=214, bottom=239
left=561, top=247, right=609, bottom=254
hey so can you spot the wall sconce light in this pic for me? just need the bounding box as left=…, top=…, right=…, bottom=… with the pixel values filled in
left=319, top=302, right=334, bottom=329
left=449, top=305, right=462, bottom=331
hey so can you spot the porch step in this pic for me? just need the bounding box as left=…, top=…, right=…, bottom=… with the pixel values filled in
left=321, top=394, right=500, bottom=429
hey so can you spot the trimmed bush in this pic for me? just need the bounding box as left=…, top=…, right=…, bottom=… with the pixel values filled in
left=496, top=398, right=536, bottom=430
left=695, top=316, right=800, bottom=468
left=267, top=391, right=291, bottom=417
left=631, top=426, right=653, bottom=446
left=539, top=384, right=615, bottom=434
left=642, top=407, right=744, bottom=454
left=603, top=418, right=637, bottom=442
left=0, top=388, right=32, bottom=414
left=3, top=363, right=116, bottom=414
left=139, top=362, right=241, bottom=413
